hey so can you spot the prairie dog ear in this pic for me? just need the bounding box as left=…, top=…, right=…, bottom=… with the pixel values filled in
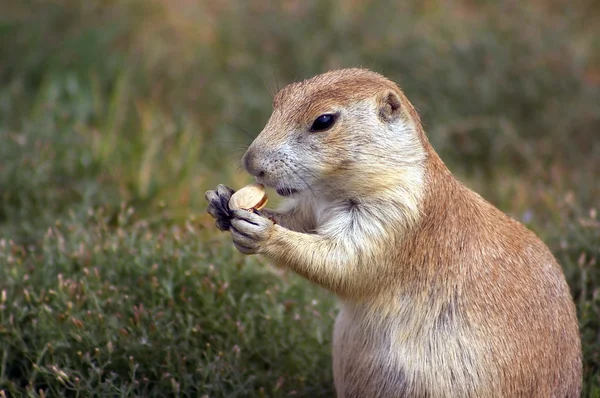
left=378, top=91, right=402, bottom=122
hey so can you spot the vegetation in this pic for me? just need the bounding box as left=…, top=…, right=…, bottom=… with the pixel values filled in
left=0, top=0, right=598, bottom=396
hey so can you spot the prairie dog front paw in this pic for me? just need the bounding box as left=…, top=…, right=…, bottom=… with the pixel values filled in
left=205, top=184, right=236, bottom=231
left=229, top=209, right=274, bottom=255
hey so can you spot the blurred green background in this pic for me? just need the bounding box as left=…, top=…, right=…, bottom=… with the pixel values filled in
left=0, top=0, right=598, bottom=396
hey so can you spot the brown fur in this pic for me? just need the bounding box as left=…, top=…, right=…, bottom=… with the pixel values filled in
left=235, top=69, right=582, bottom=397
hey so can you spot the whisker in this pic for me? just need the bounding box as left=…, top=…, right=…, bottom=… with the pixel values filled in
left=282, top=160, right=320, bottom=202
left=293, top=162, right=337, bottom=193
left=213, top=139, right=249, bottom=146
left=271, top=64, right=280, bottom=93
left=258, top=72, right=275, bottom=100
left=223, top=122, right=256, bottom=140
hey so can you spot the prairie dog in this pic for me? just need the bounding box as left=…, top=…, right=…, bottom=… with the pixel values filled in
left=205, top=68, right=582, bottom=397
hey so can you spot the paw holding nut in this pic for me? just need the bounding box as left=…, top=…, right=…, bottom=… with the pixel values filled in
left=229, top=208, right=274, bottom=255
left=204, top=184, right=236, bottom=231
left=205, top=183, right=274, bottom=255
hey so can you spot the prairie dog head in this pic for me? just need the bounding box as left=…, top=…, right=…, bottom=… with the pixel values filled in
left=242, top=68, right=427, bottom=202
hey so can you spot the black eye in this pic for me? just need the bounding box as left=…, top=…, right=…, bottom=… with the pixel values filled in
left=310, top=114, right=337, bottom=132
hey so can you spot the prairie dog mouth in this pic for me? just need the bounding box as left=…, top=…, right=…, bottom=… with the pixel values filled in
left=254, top=176, right=302, bottom=197
left=276, top=187, right=300, bottom=197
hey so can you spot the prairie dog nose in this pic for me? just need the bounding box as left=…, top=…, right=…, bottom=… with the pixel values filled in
left=242, top=148, right=265, bottom=178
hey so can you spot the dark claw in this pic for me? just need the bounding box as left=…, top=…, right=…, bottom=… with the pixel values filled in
left=207, top=204, right=219, bottom=219
left=217, top=184, right=235, bottom=198
left=205, top=190, right=219, bottom=203
left=216, top=219, right=231, bottom=231
left=206, top=201, right=230, bottom=221
left=205, top=185, right=236, bottom=231
left=214, top=201, right=231, bottom=219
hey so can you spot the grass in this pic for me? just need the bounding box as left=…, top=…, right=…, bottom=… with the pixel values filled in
left=0, top=0, right=599, bottom=396
left=0, top=210, right=336, bottom=396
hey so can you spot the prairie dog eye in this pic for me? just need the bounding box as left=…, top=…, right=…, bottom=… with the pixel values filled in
left=310, top=114, right=337, bottom=132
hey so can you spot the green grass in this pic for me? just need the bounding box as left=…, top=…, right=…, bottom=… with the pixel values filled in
left=0, top=0, right=599, bottom=396
left=0, top=210, right=336, bottom=396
